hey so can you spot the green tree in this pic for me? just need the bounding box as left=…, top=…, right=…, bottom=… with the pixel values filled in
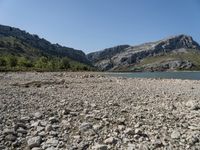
left=47, top=58, right=60, bottom=70
left=59, top=57, right=70, bottom=69
left=34, top=57, right=48, bottom=69
left=18, top=57, right=33, bottom=67
left=0, top=57, right=6, bottom=66
left=6, top=55, right=18, bottom=67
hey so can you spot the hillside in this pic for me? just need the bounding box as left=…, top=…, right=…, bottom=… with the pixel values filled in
left=87, top=35, right=200, bottom=71
left=0, top=24, right=92, bottom=71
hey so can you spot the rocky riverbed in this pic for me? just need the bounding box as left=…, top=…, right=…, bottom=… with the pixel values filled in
left=0, top=72, right=200, bottom=150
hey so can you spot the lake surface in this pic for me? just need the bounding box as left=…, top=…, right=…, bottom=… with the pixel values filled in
left=107, top=72, right=200, bottom=80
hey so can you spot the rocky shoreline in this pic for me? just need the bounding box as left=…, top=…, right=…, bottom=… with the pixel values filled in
left=0, top=72, right=200, bottom=150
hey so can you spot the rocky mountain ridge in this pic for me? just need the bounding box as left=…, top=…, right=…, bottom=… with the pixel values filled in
left=87, top=35, right=200, bottom=71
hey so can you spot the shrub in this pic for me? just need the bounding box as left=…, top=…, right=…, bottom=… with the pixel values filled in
left=18, top=57, right=33, bottom=67
left=59, top=57, right=70, bottom=69
left=34, top=57, right=48, bottom=69
left=6, top=55, right=18, bottom=67
left=0, top=57, right=6, bottom=66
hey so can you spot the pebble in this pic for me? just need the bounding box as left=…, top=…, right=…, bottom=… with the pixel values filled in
left=1, top=72, right=200, bottom=150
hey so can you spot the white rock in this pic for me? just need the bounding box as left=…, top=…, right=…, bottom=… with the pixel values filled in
left=171, top=130, right=181, bottom=139
left=186, top=100, right=200, bottom=110
left=34, top=112, right=43, bottom=119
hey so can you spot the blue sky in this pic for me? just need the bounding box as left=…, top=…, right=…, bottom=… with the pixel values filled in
left=0, top=0, right=199, bottom=53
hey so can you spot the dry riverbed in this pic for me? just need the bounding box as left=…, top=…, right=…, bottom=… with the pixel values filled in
left=0, top=72, right=200, bottom=150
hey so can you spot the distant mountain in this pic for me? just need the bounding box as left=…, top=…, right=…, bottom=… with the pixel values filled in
left=87, top=35, right=200, bottom=71
left=0, top=24, right=90, bottom=65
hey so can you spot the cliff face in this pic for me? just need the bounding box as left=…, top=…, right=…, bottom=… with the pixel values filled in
left=87, top=35, right=200, bottom=71
left=0, top=24, right=90, bottom=64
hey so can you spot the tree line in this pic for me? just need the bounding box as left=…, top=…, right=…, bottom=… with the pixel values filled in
left=0, top=55, right=92, bottom=71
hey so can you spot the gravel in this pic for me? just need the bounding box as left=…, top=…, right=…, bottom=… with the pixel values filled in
left=0, top=72, right=200, bottom=149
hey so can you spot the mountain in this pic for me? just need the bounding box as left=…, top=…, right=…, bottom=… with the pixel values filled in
left=0, top=24, right=90, bottom=65
left=87, top=35, right=200, bottom=71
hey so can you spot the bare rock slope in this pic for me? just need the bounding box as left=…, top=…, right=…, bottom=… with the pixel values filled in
left=87, top=35, right=200, bottom=71
left=0, top=72, right=200, bottom=149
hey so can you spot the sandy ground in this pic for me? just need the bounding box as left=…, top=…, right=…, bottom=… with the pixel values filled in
left=0, top=72, right=200, bottom=150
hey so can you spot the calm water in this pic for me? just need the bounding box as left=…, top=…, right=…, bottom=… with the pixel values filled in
left=107, top=72, right=200, bottom=80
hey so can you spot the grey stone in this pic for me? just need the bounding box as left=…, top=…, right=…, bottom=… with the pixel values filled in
left=17, top=127, right=27, bottom=134
left=92, top=144, right=108, bottom=150
left=5, top=134, right=17, bottom=141
left=104, top=137, right=117, bottom=144
left=45, top=124, right=53, bottom=132
left=32, top=148, right=42, bottom=150
left=46, top=138, right=59, bottom=147
left=27, top=136, right=42, bottom=148
left=79, top=122, right=93, bottom=131
left=49, top=117, right=58, bottom=123
left=34, top=112, right=43, bottom=119
left=186, top=100, right=200, bottom=110
left=46, top=147, right=56, bottom=150
left=124, top=128, right=134, bottom=135
left=3, top=128, right=15, bottom=135
left=171, top=130, right=181, bottom=139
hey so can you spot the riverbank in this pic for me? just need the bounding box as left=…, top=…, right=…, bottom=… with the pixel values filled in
left=0, top=72, right=200, bottom=149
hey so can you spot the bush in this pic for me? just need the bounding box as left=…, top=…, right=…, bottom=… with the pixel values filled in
left=18, top=57, right=33, bottom=67
left=59, top=57, right=70, bottom=69
left=47, top=59, right=60, bottom=70
left=6, top=55, right=18, bottom=67
left=34, top=57, right=48, bottom=69
left=0, top=57, right=6, bottom=66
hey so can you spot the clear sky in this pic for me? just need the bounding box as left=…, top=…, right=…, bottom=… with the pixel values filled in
left=0, top=0, right=199, bottom=53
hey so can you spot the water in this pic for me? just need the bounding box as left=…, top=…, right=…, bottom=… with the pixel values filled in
left=107, top=71, right=200, bottom=80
